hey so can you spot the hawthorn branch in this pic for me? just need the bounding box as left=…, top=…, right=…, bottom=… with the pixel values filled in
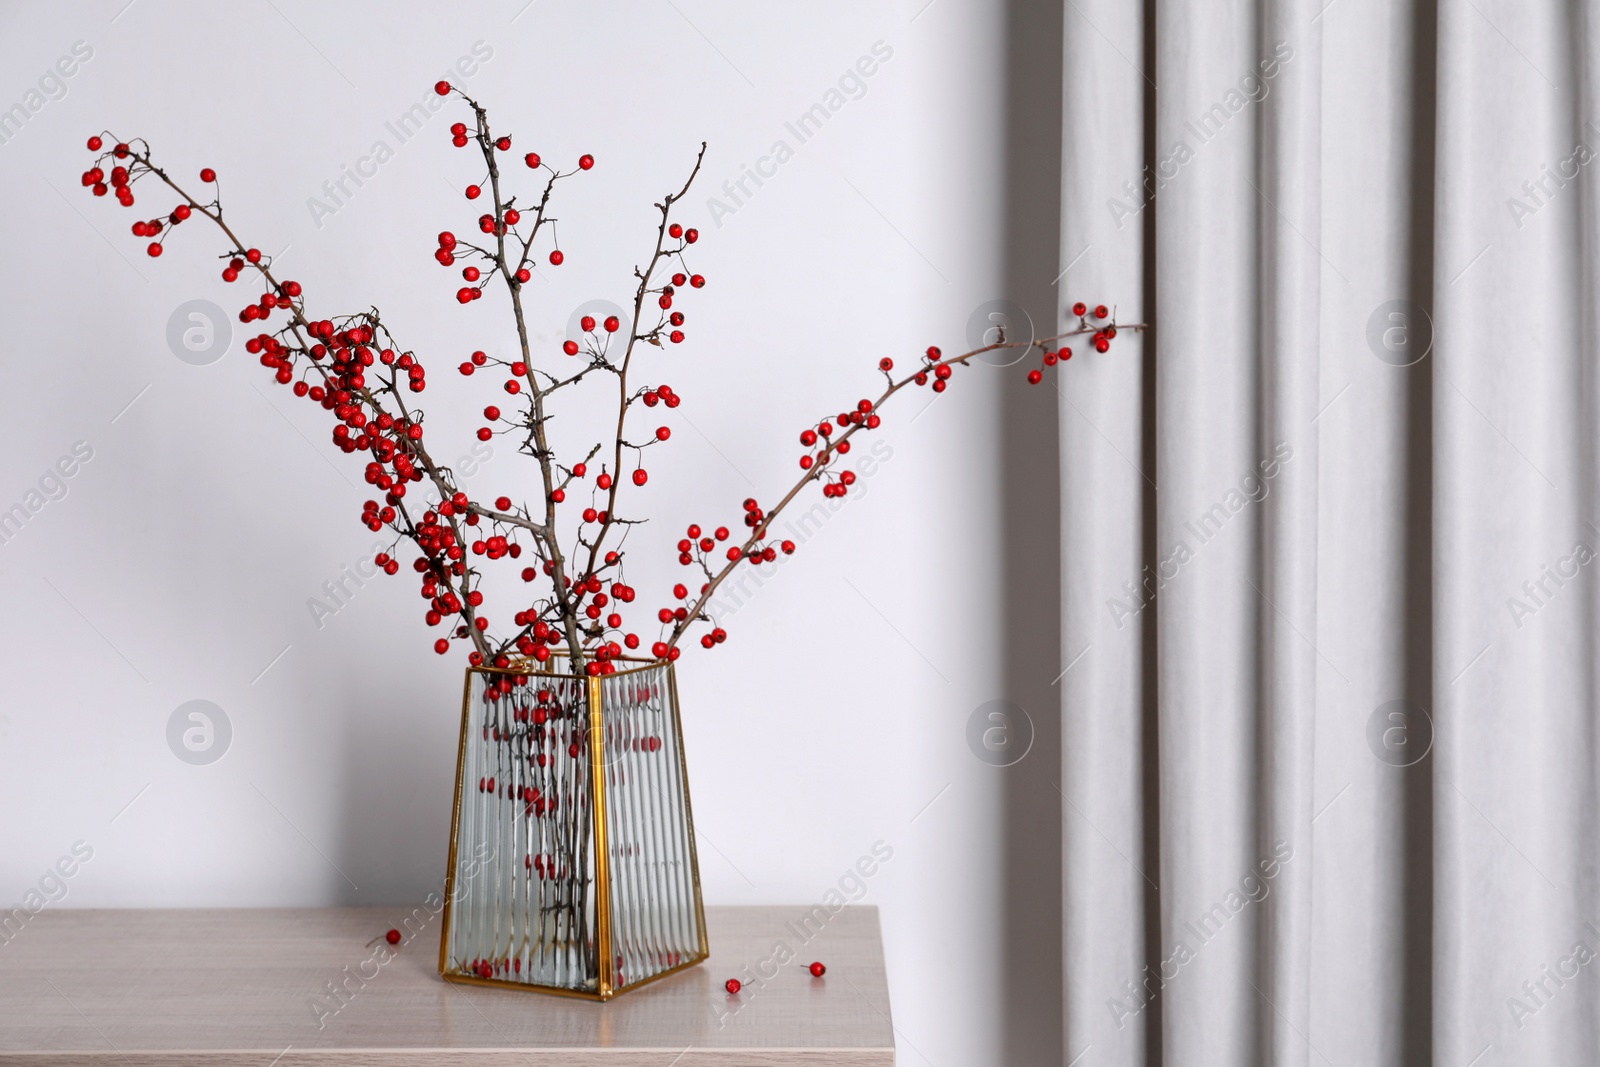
left=458, top=90, right=588, bottom=674
left=581, top=144, right=707, bottom=590
left=119, top=144, right=498, bottom=662
left=664, top=320, right=1148, bottom=652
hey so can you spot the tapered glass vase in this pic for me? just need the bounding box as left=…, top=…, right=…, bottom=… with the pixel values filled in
left=438, top=654, right=708, bottom=999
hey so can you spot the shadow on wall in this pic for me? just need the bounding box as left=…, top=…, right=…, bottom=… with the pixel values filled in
left=997, top=0, right=1065, bottom=1064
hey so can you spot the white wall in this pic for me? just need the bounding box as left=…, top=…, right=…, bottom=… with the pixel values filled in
left=0, top=2, right=1060, bottom=1063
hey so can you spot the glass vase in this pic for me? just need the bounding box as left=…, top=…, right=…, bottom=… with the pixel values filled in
left=438, top=654, right=708, bottom=999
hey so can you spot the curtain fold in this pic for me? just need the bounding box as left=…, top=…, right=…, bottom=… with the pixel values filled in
left=1059, top=1, right=1600, bottom=1063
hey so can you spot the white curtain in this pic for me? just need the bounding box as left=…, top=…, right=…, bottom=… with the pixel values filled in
left=1059, top=1, right=1600, bottom=1063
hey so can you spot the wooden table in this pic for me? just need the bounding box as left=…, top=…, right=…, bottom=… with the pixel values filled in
left=0, top=905, right=894, bottom=1065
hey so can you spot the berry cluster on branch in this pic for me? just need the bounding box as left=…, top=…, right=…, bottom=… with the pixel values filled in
left=78, top=83, right=1142, bottom=679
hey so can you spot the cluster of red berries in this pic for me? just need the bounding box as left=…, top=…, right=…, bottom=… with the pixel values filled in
left=797, top=398, right=879, bottom=489
left=909, top=346, right=956, bottom=392
left=659, top=502, right=804, bottom=652
left=78, top=137, right=218, bottom=257
left=431, top=79, right=613, bottom=306
left=1024, top=302, right=1117, bottom=385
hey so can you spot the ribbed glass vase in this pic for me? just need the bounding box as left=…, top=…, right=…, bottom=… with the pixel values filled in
left=438, top=654, right=708, bottom=999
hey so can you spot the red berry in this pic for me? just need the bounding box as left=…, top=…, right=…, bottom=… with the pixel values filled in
left=689, top=274, right=705, bottom=288
left=604, top=316, right=620, bottom=333
left=563, top=340, right=579, bottom=356
left=495, top=137, right=511, bottom=151
left=525, top=152, right=541, bottom=168
left=86, top=136, right=102, bottom=151
left=655, top=426, right=671, bottom=441
left=484, top=405, right=500, bottom=419
left=1072, top=302, right=1087, bottom=316
left=578, top=154, right=595, bottom=170
left=632, top=469, right=648, bottom=486
left=1094, top=304, right=1109, bottom=319
left=200, top=168, right=216, bottom=183
left=1027, top=369, right=1043, bottom=384
left=465, top=185, right=481, bottom=199
left=146, top=242, right=162, bottom=257
left=386, top=929, right=402, bottom=945
left=434, top=638, right=450, bottom=654
left=1094, top=337, right=1110, bottom=352
left=515, top=269, right=531, bottom=283
left=435, top=80, right=451, bottom=96
left=684, top=228, right=699, bottom=243
left=549, top=250, right=564, bottom=266
left=879, top=357, right=893, bottom=371
left=725, top=979, right=741, bottom=994
left=809, top=961, right=826, bottom=977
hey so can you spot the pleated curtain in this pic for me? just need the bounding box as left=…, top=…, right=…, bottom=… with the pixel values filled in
left=1059, top=1, right=1600, bottom=1063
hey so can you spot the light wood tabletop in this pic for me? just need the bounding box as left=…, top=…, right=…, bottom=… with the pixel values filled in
left=0, top=905, right=894, bottom=1065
